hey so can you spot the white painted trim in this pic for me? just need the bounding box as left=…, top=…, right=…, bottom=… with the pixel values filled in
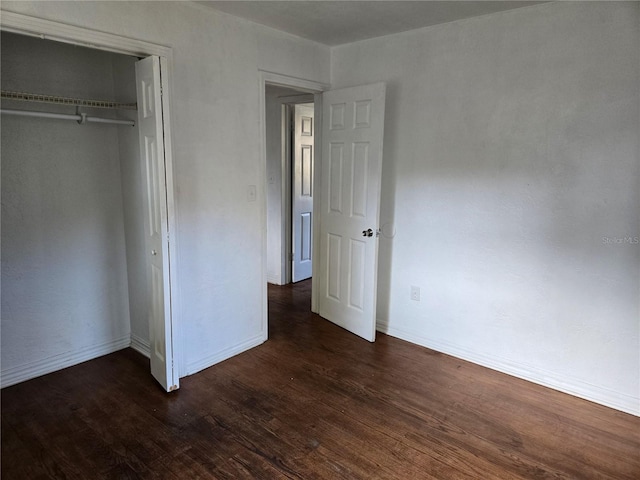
left=259, top=73, right=270, bottom=342
left=0, top=11, right=170, bottom=57
left=310, top=92, right=323, bottom=314
left=279, top=94, right=315, bottom=104
left=266, top=273, right=282, bottom=285
left=130, top=334, right=151, bottom=358
left=0, top=11, right=183, bottom=382
left=258, top=71, right=328, bottom=340
left=1, top=336, right=131, bottom=388
left=260, top=71, right=330, bottom=94
left=377, top=320, right=640, bottom=417
left=282, top=104, right=293, bottom=285
left=185, top=334, right=266, bottom=376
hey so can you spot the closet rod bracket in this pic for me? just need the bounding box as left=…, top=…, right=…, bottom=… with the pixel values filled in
left=76, top=107, right=88, bottom=125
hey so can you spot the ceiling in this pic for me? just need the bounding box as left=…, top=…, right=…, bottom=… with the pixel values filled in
left=199, top=1, right=546, bottom=46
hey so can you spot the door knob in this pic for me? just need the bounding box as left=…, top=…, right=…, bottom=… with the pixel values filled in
left=151, top=250, right=158, bottom=256
left=362, top=228, right=373, bottom=237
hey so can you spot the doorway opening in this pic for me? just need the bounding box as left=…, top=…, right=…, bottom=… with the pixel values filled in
left=259, top=72, right=326, bottom=342
left=260, top=75, right=388, bottom=344
left=1, top=18, right=179, bottom=392
left=265, top=85, right=316, bottom=286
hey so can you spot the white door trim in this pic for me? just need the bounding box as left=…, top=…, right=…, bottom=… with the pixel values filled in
left=0, top=11, right=170, bottom=57
left=0, top=11, right=183, bottom=378
left=258, top=71, right=328, bottom=338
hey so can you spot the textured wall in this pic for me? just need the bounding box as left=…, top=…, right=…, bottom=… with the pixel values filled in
left=0, top=1, right=331, bottom=378
left=332, top=2, right=640, bottom=414
left=265, top=89, right=284, bottom=285
left=1, top=32, right=132, bottom=381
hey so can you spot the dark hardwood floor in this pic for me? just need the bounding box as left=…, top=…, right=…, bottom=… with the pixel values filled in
left=2, top=280, right=639, bottom=479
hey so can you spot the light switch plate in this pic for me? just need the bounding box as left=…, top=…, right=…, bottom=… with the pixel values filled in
left=247, top=185, right=256, bottom=202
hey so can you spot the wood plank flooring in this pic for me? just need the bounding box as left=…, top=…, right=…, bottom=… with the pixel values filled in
left=2, top=280, right=639, bottom=479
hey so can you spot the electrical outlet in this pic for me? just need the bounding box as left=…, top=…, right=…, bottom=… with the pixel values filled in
left=410, top=285, right=420, bottom=301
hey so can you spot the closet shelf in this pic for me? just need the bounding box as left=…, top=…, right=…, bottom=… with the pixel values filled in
left=1, top=90, right=137, bottom=110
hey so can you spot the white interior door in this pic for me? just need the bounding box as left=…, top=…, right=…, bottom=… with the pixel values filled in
left=292, top=103, right=314, bottom=282
left=135, top=56, right=178, bottom=392
left=318, top=83, right=386, bottom=342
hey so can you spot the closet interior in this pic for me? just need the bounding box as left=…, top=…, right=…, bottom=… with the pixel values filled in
left=1, top=31, right=150, bottom=386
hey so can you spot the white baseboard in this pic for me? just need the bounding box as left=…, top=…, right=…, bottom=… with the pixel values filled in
left=377, top=320, right=639, bottom=417
left=266, top=273, right=282, bottom=285
left=185, top=333, right=266, bottom=376
left=130, top=333, right=150, bottom=358
left=1, top=335, right=131, bottom=388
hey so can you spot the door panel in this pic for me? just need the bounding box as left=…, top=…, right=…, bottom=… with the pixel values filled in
left=327, top=233, right=342, bottom=300
left=292, top=103, right=315, bottom=282
left=318, top=83, right=386, bottom=342
left=329, top=144, right=344, bottom=213
left=349, top=238, right=366, bottom=310
left=300, top=213, right=312, bottom=261
left=135, top=56, right=178, bottom=392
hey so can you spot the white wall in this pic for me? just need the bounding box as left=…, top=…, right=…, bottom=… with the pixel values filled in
left=1, top=32, right=132, bottom=383
left=0, top=1, right=331, bottom=377
left=7, top=2, right=634, bottom=417
left=331, top=1, right=640, bottom=415
left=265, top=88, right=284, bottom=285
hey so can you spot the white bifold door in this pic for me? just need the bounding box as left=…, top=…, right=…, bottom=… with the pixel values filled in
left=135, top=56, right=178, bottom=392
left=292, top=103, right=315, bottom=282
left=318, top=83, right=386, bottom=342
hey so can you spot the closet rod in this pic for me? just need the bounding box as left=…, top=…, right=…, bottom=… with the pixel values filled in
left=1, top=108, right=135, bottom=126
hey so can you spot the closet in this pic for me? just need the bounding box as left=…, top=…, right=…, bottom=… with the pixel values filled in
left=1, top=32, right=151, bottom=386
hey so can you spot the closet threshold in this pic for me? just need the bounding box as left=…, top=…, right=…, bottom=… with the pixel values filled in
left=1, top=90, right=137, bottom=110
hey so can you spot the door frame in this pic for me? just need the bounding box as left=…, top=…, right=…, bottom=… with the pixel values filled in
left=1, top=12, right=183, bottom=377
left=258, top=71, right=328, bottom=336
